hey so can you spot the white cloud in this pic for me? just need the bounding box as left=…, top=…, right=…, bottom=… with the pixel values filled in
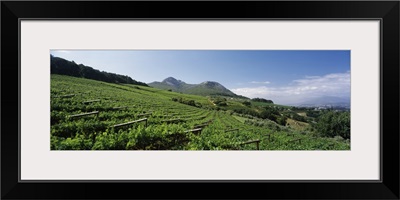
left=231, top=71, right=350, bottom=105
left=250, top=81, right=271, bottom=84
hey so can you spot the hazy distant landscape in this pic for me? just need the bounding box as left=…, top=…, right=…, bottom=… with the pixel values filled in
left=50, top=50, right=350, bottom=150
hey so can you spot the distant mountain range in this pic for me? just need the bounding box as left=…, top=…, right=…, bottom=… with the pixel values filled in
left=148, top=77, right=242, bottom=97
left=294, top=96, right=350, bottom=109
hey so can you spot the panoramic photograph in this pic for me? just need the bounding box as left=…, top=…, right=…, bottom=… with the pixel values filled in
left=50, top=50, right=350, bottom=150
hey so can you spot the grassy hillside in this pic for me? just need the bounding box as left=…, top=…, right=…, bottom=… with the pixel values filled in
left=51, top=55, right=148, bottom=86
left=51, top=75, right=350, bottom=150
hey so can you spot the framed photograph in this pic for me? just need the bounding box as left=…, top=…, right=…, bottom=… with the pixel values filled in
left=2, top=1, right=399, bottom=199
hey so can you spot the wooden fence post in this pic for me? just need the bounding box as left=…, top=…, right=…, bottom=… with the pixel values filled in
left=239, top=139, right=261, bottom=150
left=112, top=118, right=148, bottom=129
left=68, top=111, right=99, bottom=119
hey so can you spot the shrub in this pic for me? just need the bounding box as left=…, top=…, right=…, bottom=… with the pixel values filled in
left=276, top=116, right=288, bottom=126
left=217, top=102, right=227, bottom=106
left=242, top=101, right=251, bottom=106
left=314, top=111, right=350, bottom=139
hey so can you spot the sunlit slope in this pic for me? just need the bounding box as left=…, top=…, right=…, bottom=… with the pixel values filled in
left=51, top=75, right=350, bottom=150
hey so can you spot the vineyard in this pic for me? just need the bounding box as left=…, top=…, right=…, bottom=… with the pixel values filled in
left=51, top=75, right=350, bottom=150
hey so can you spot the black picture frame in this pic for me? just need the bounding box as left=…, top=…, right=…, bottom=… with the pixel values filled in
left=1, top=1, right=399, bottom=199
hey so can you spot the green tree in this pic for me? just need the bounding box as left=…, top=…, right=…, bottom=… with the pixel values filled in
left=315, top=111, right=350, bottom=139
left=242, top=101, right=251, bottom=106
left=276, top=116, right=288, bottom=126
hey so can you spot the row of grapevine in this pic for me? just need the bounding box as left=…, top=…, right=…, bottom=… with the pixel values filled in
left=51, top=75, right=350, bottom=150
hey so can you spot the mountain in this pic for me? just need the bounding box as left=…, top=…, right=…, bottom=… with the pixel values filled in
left=50, top=55, right=148, bottom=86
left=163, top=77, right=186, bottom=87
left=186, top=81, right=238, bottom=96
left=148, top=77, right=239, bottom=97
left=148, top=77, right=195, bottom=91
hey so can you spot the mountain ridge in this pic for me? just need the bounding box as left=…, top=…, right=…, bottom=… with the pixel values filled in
left=293, top=96, right=350, bottom=108
left=50, top=55, right=148, bottom=86
left=148, top=77, right=241, bottom=97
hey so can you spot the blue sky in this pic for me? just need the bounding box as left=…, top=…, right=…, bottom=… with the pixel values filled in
left=50, top=50, right=350, bottom=105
